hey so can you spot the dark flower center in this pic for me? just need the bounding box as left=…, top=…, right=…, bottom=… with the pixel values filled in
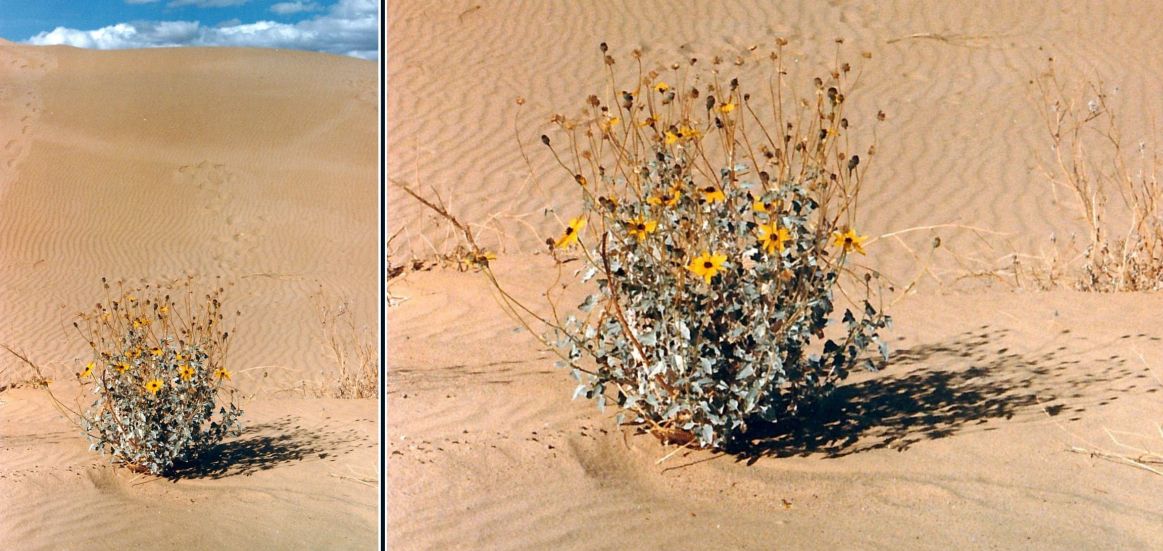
left=703, top=261, right=713, bottom=269
left=704, top=187, right=715, bottom=193
left=636, top=223, right=646, bottom=231
left=565, top=227, right=574, bottom=235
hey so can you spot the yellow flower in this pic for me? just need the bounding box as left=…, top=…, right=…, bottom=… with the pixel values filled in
left=178, top=365, right=196, bottom=381
left=639, top=116, right=656, bottom=128
left=625, top=217, right=658, bottom=241
left=646, top=186, right=682, bottom=207
left=720, top=102, right=736, bottom=114
left=132, top=319, right=142, bottom=330
left=116, top=362, right=131, bottom=373
left=687, top=252, right=728, bottom=284
left=602, top=116, right=621, bottom=130
left=213, top=367, right=232, bottom=381
left=158, top=305, right=169, bottom=316
left=700, top=186, right=726, bottom=204
left=470, top=250, right=497, bottom=267
left=555, top=217, right=586, bottom=249
left=127, top=347, right=142, bottom=360
left=127, top=295, right=137, bottom=303
left=664, top=131, right=679, bottom=145
left=144, top=379, right=163, bottom=395
left=833, top=228, right=868, bottom=255
left=654, top=81, right=670, bottom=93
left=150, top=347, right=163, bottom=358
left=79, top=362, right=94, bottom=378
left=758, top=222, right=792, bottom=254
left=679, top=125, right=702, bottom=140
left=752, top=196, right=780, bottom=213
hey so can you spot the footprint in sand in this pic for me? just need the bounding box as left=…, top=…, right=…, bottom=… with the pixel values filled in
left=0, top=50, right=52, bottom=175
left=173, top=161, right=266, bottom=272
left=344, top=77, right=377, bottom=104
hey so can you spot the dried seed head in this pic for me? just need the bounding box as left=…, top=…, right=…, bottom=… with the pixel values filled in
left=540, top=134, right=551, bottom=146
left=877, top=110, right=886, bottom=121
left=599, top=42, right=608, bottom=53
left=847, top=155, right=860, bottom=172
left=706, top=95, right=716, bottom=110
left=604, top=55, right=615, bottom=66
left=841, top=62, right=851, bottom=73
left=840, top=118, right=848, bottom=128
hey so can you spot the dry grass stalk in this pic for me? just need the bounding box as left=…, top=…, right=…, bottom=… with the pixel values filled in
left=1035, top=61, right=1163, bottom=291
left=312, top=287, right=378, bottom=399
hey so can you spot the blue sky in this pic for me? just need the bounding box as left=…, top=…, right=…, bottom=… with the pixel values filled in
left=0, top=0, right=378, bottom=60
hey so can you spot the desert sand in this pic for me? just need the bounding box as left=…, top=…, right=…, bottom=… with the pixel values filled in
left=388, top=2, right=1163, bottom=549
left=0, top=40, right=379, bottom=550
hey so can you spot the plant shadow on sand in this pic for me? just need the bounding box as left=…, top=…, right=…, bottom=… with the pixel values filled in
left=165, top=415, right=368, bottom=479
left=730, top=325, right=1155, bottom=462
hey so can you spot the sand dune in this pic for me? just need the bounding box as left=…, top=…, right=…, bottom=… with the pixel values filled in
left=389, top=1, right=1163, bottom=548
left=0, top=41, right=378, bottom=550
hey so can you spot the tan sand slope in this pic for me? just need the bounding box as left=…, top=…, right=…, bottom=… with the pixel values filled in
left=388, top=1, right=1163, bottom=549
left=388, top=0, right=1163, bottom=286
left=1, top=387, right=378, bottom=551
left=389, top=264, right=1163, bottom=550
left=0, top=42, right=378, bottom=390
left=0, top=41, right=379, bottom=550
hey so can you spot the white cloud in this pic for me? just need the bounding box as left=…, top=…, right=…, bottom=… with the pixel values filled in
left=26, top=0, right=377, bottom=60
left=125, top=0, right=161, bottom=5
left=167, top=0, right=250, bottom=7
left=271, top=2, right=322, bottom=15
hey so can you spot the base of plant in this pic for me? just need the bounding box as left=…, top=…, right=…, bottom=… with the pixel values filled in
left=649, top=426, right=705, bottom=448
left=122, top=462, right=153, bottom=474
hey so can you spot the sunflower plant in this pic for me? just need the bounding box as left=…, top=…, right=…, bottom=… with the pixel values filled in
left=73, top=278, right=242, bottom=475
left=540, top=42, right=890, bottom=449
